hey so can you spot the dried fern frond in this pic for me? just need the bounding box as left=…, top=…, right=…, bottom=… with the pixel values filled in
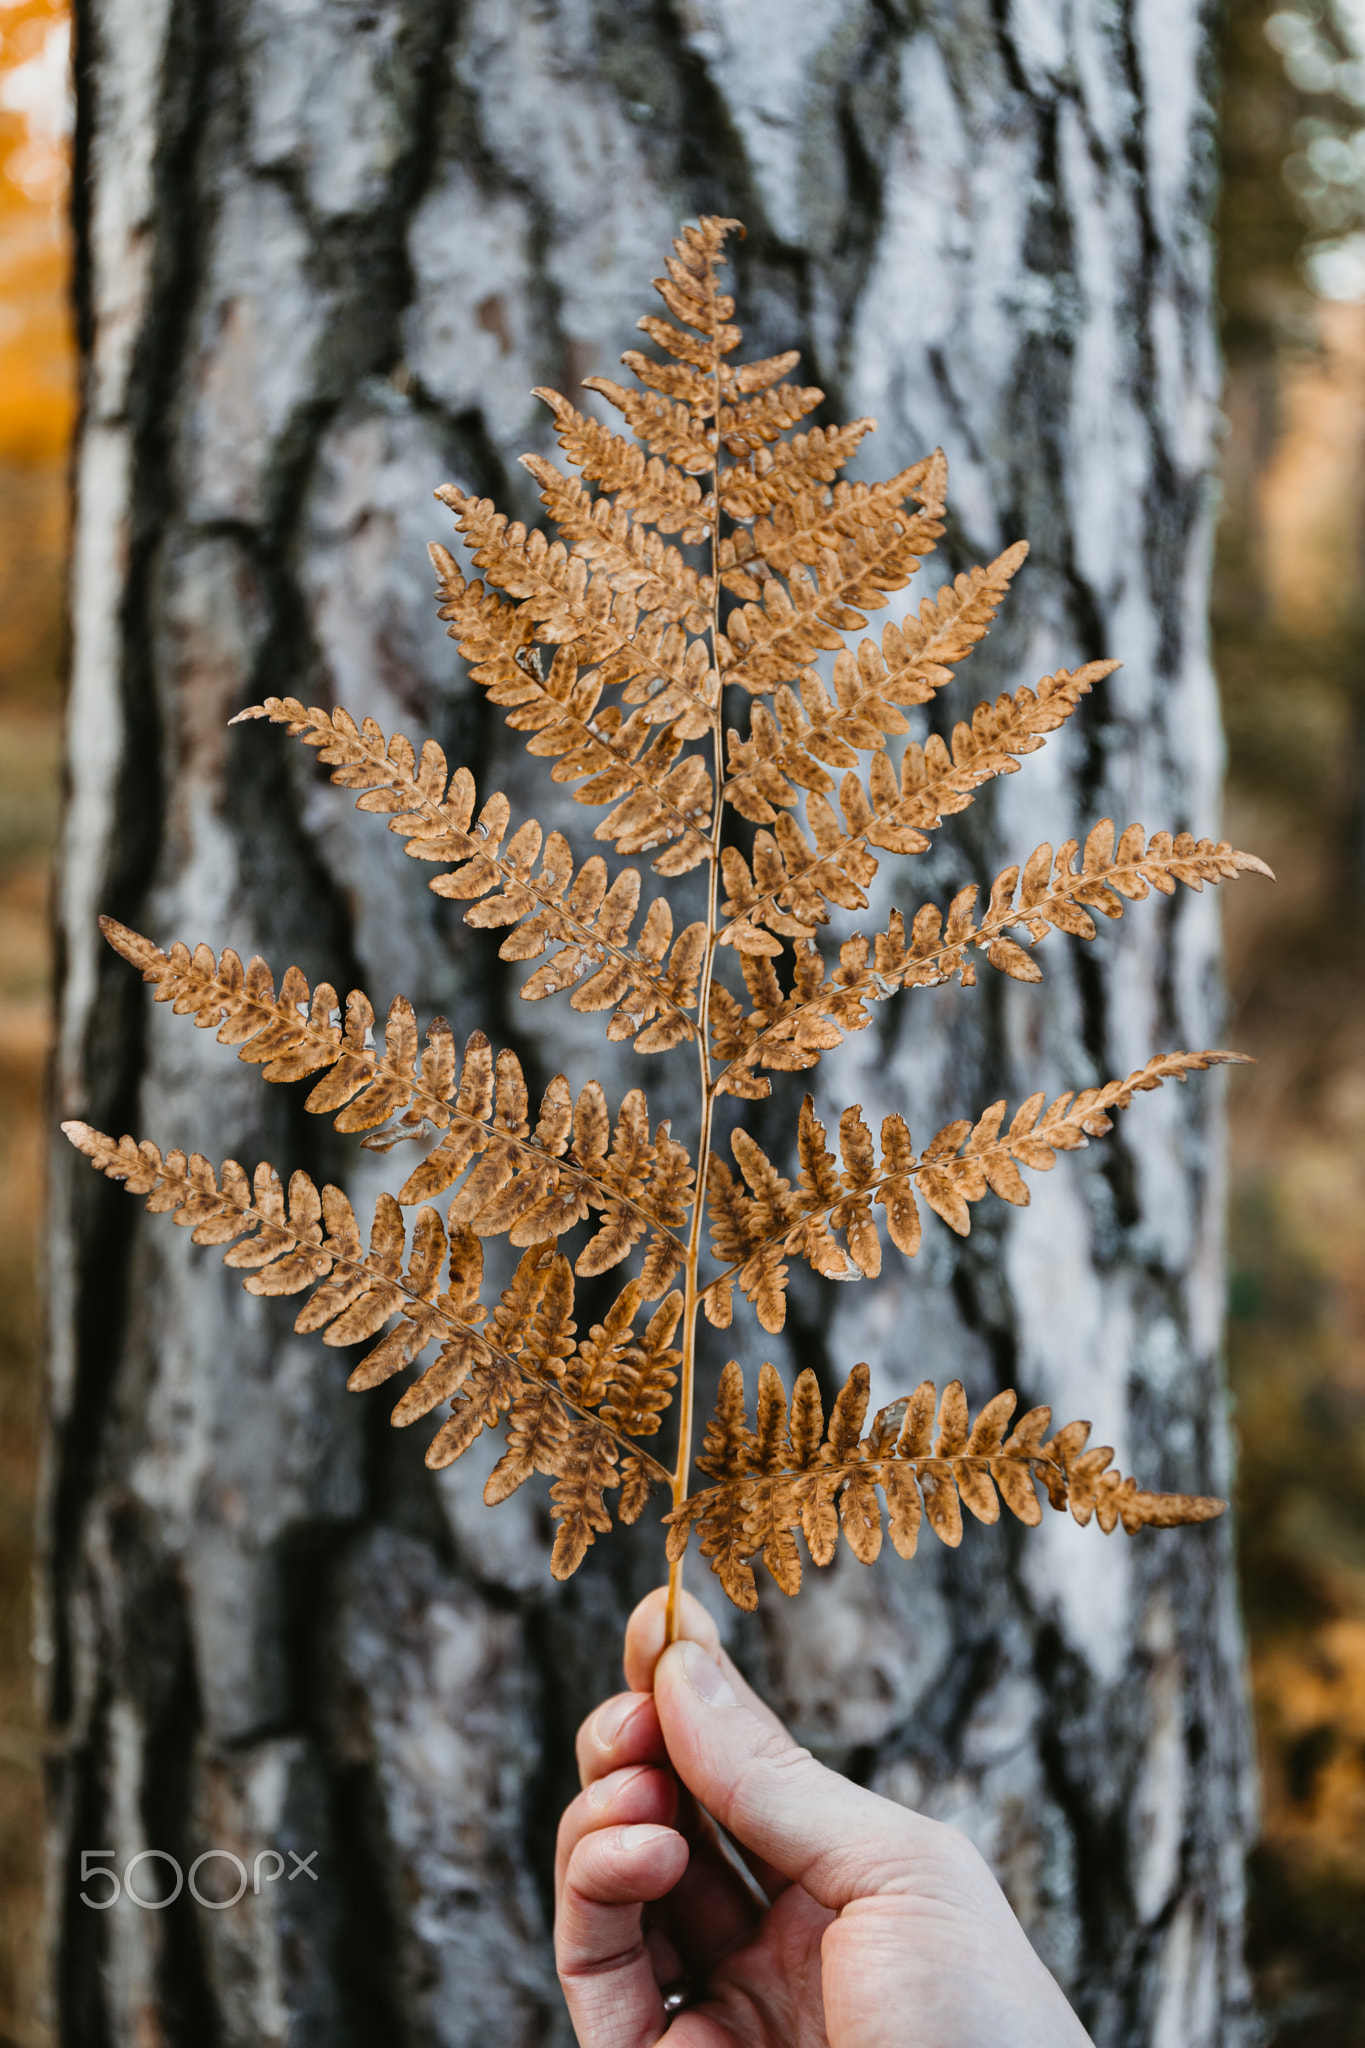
left=710, top=465, right=949, bottom=698
left=67, top=214, right=1264, bottom=1630
left=97, top=917, right=690, bottom=1280
left=719, top=659, right=1115, bottom=934
left=665, top=1363, right=1225, bottom=1611
left=230, top=699, right=707, bottom=1031
left=715, top=421, right=877, bottom=519
left=701, top=1052, right=1249, bottom=1333
left=63, top=1120, right=668, bottom=1574
left=532, top=385, right=714, bottom=538
left=712, top=826, right=1272, bottom=1093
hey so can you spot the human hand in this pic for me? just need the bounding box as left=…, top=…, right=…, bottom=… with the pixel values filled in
left=555, top=1587, right=1093, bottom=2047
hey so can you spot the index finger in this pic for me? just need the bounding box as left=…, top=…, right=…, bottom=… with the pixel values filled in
left=576, top=1690, right=666, bottom=1791
left=626, top=1589, right=793, bottom=1906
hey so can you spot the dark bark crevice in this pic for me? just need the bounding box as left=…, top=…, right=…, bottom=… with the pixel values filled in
left=53, top=1686, right=116, bottom=2048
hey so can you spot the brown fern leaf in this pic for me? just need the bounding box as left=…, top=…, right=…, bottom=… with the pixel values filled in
left=426, top=1241, right=555, bottom=1469
left=712, top=824, right=1272, bottom=1090
left=518, top=458, right=710, bottom=622
left=722, top=657, right=913, bottom=824
left=704, top=1054, right=1250, bottom=1304
left=833, top=1106, right=882, bottom=1278
left=711, top=459, right=950, bottom=698
left=973, top=824, right=1277, bottom=980
left=98, top=919, right=691, bottom=1261
left=572, top=1088, right=655, bottom=1276
left=870, top=542, right=1031, bottom=703
left=550, top=1427, right=622, bottom=1579
left=703, top=1140, right=795, bottom=1335
left=667, top=1367, right=1225, bottom=1607
left=665, top=1358, right=762, bottom=1609
left=293, top=1188, right=406, bottom=1341
left=430, top=535, right=715, bottom=779
left=60, top=1118, right=484, bottom=1409
left=745, top=1360, right=804, bottom=1593
left=558, top=219, right=747, bottom=455
left=727, top=350, right=806, bottom=395
left=581, top=378, right=717, bottom=472
left=716, top=381, right=828, bottom=453
left=600, top=1290, right=684, bottom=1438
left=230, top=702, right=710, bottom=1022
left=61, top=1125, right=669, bottom=1494
left=718, top=662, right=1116, bottom=939
left=69, top=213, right=1264, bottom=1637
left=423, top=1242, right=660, bottom=1536
left=532, top=386, right=714, bottom=540
left=484, top=1381, right=574, bottom=1505
left=618, top=1454, right=656, bottom=1527
left=482, top=1251, right=578, bottom=1502
left=722, top=451, right=946, bottom=590
left=743, top=1254, right=791, bottom=1334
left=716, top=422, right=877, bottom=519
left=433, top=488, right=719, bottom=819
left=700, top=1277, right=734, bottom=1328
left=341, top=1204, right=454, bottom=1392
left=391, top=1227, right=486, bottom=1425
left=622, top=216, right=745, bottom=387
left=436, top=544, right=716, bottom=797
left=571, top=1277, right=645, bottom=1408
left=713, top=571, right=855, bottom=696
left=694, top=1358, right=757, bottom=1477
left=423, top=1354, right=524, bottom=1470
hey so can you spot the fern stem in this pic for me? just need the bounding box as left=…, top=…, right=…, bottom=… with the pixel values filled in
left=667, top=1043, right=714, bottom=1642
left=666, top=295, right=731, bottom=1649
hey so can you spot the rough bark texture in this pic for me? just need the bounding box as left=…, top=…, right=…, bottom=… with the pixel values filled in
left=48, top=2, right=1256, bottom=2043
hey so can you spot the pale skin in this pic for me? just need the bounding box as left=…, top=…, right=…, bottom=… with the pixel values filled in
left=555, top=1589, right=1095, bottom=2048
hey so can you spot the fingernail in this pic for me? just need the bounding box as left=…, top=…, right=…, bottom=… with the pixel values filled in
left=679, top=1639, right=737, bottom=1708
left=620, top=1824, right=675, bottom=1851
left=594, top=1694, right=643, bottom=1748
left=587, top=1764, right=646, bottom=1812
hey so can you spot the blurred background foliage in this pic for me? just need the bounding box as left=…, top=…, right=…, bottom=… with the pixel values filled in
left=0, top=1, right=1360, bottom=2042
left=0, top=0, right=71, bottom=2042
left=1219, top=3, right=1365, bottom=2041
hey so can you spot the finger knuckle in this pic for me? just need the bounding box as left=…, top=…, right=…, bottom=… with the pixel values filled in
left=753, top=1727, right=812, bottom=1775
left=556, top=1792, right=592, bottom=1852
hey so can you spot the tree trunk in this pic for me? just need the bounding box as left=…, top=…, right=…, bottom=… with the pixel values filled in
left=48, top=1, right=1255, bottom=2042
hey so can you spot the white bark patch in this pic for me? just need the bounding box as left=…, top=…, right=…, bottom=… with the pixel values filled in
left=57, top=426, right=131, bottom=1113
left=243, top=0, right=412, bottom=218
left=1133, top=1592, right=1188, bottom=1924
left=195, top=1740, right=336, bottom=2047
left=183, top=178, right=330, bottom=524
left=338, top=1532, right=556, bottom=2045
left=405, top=173, right=546, bottom=441
left=1009, top=1165, right=1135, bottom=1685
left=86, top=0, right=172, bottom=419
left=677, top=0, right=850, bottom=245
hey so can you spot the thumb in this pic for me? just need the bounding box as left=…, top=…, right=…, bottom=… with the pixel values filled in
left=654, top=1639, right=932, bottom=1911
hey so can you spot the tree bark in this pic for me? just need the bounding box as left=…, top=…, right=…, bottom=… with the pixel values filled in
left=48, top=1, right=1256, bottom=2042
